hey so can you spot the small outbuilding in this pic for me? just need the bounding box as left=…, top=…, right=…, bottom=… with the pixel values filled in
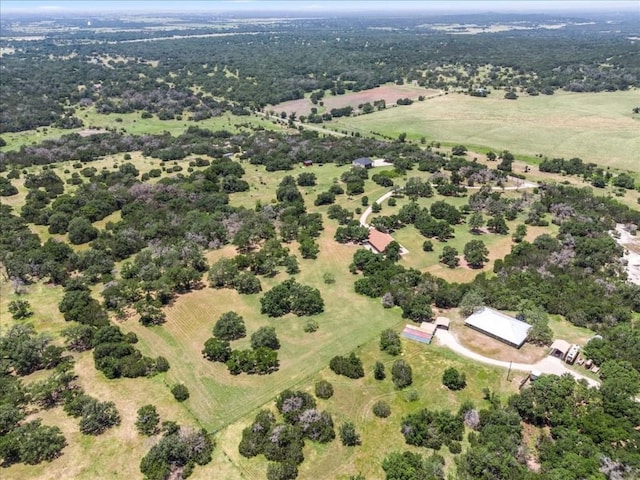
left=549, top=339, right=572, bottom=360
left=303, top=160, right=313, bottom=167
left=435, top=317, right=451, bottom=330
left=464, top=307, right=532, bottom=349
left=353, top=157, right=373, bottom=169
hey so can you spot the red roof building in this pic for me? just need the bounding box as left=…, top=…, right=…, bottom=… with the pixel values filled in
left=367, top=228, right=394, bottom=253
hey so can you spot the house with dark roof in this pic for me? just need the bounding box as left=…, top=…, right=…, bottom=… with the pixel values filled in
left=352, top=157, right=373, bottom=169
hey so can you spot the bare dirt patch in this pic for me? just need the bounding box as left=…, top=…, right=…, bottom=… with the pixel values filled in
left=615, top=224, right=640, bottom=285
left=444, top=310, right=547, bottom=364
left=78, top=128, right=109, bottom=137
left=273, top=84, right=440, bottom=116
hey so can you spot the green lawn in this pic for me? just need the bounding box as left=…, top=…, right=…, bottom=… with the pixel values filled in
left=330, top=90, right=640, bottom=170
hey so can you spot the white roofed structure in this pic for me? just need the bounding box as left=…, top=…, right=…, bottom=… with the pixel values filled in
left=549, top=339, right=572, bottom=359
left=464, top=307, right=532, bottom=349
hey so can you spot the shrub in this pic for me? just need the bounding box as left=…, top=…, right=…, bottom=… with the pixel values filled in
left=303, top=320, right=319, bottom=333
left=339, top=421, right=361, bottom=446
left=374, top=361, right=385, bottom=380
left=136, top=405, right=160, bottom=436
left=442, top=367, right=466, bottom=390
left=372, top=400, right=391, bottom=418
left=171, top=384, right=190, bottom=402
left=315, top=380, right=334, bottom=399
left=391, top=360, right=412, bottom=389
left=448, top=440, right=462, bottom=454
left=329, top=352, right=364, bottom=379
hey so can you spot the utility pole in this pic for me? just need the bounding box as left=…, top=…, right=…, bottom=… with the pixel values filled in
left=507, top=361, right=512, bottom=381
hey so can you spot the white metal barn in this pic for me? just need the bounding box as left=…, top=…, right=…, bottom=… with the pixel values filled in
left=464, top=307, right=532, bottom=349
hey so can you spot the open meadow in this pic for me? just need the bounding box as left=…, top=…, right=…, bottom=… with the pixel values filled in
left=330, top=89, right=640, bottom=170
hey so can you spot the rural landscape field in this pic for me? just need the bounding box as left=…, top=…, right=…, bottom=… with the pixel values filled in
left=1, top=2, right=640, bottom=480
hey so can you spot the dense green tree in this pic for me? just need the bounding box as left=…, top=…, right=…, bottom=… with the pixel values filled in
left=171, top=384, right=190, bottom=402
left=140, top=425, right=213, bottom=480
left=330, top=352, right=364, bottom=379
left=202, top=337, right=231, bottom=362
left=458, top=288, right=484, bottom=317
left=463, top=240, right=489, bottom=268
left=213, top=311, right=246, bottom=341
left=0, top=420, right=66, bottom=466
left=382, top=451, right=445, bottom=480
left=67, top=217, right=98, bottom=245
left=251, top=326, right=280, bottom=350
left=401, top=408, right=463, bottom=450
left=78, top=399, right=121, bottom=435
left=208, top=258, right=239, bottom=288
left=439, top=246, right=459, bottom=268
left=380, top=329, right=402, bottom=356
left=468, top=212, right=484, bottom=233
left=487, top=214, right=509, bottom=234
left=260, top=279, right=324, bottom=317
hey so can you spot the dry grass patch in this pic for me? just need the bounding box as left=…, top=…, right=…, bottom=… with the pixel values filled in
left=273, top=83, right=439, bottom=117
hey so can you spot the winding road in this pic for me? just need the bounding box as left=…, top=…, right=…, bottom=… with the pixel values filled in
left=434, top=329, right=600, bottom=387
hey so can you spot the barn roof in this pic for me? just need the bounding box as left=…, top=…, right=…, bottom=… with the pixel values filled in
left=464, top=307, right=531, bottom=348
left=368, top=228, right=394, bottom=253
left=353, top=157, right=373, bottom=166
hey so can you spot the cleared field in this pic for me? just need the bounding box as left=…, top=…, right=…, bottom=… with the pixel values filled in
left=118, top=227, right=405, bottom=432
left=331, top=90, right=640, bottom=170
left=273, top=84, right=440, bottom=117
left=216, top=331, right=520, bottom=479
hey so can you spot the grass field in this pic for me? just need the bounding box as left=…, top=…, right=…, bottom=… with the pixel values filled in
left=330, top=89, right=640, bottom=170
left=117, top=228, right=406, bottom=432
left=214, top=330, right=520, bottom=480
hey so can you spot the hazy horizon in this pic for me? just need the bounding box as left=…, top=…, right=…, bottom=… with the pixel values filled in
left=1, top=0, right=638, bottom=16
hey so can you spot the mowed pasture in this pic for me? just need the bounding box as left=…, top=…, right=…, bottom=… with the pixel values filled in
left=272, top=84, right=440, bottom=117
left=215, top=332, right=519, bottom=480
left=330, top=89, right=640, bottom=170
left=118, top=228, right=403, bottom=432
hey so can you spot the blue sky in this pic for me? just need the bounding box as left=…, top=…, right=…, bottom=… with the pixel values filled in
left=1, top=0, right=638, bottom=15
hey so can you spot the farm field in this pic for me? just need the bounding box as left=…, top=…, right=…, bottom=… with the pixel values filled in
left=330, top=89, right=640, bottom=170
left=272, top=84, right=440, bottom=117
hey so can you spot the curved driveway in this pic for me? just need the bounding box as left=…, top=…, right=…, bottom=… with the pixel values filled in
left=435, top=329, right=599, bottom=387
